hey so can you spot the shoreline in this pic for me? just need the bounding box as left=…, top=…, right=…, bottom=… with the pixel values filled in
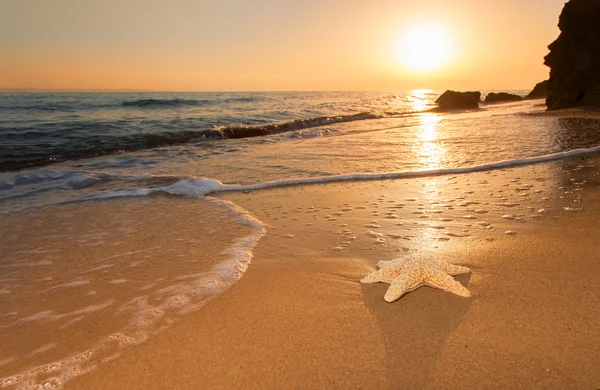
left=62, top=153, right=600, bottom=389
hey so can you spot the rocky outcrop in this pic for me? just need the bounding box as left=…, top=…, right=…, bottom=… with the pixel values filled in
left=435, top=90, right=480, bottom=110
left=526, top=80, right=548, bottom=99
left=484, top=92, right=523, bottom=104
left=544, top=0, right=600, bottom=110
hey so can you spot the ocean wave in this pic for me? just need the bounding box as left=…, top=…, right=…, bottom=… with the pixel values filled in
left=121, top=98, right=211, bottom=108
left=0, top=112, right=384, bottom=172
left=0, top=103, right=87, bottom=112
left=223, top=96, right=261, bottom=104
left=0, top=129, right=216, bottom=172
left=217, top=112, right=383, bottom=138
left=120, top=96, right=280, bottom=108
left=1, top=96, right=266, bottom=112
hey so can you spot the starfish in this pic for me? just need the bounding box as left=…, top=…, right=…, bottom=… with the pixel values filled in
left=361, top=257, right=471, bottom=302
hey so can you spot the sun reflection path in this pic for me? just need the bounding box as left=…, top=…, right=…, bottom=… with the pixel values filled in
left=418, top=114, right=440, bottom=142
left=415, top=113, right=445, bottom=169
left=407, top=89, right=436, bottom=112
left=412, top=108, right=448, bottom=251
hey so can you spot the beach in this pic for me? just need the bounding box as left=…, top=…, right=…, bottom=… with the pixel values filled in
left=5, top=0, right=600, bottom=386
left=58, top=153, right=600, bottom=389
left=2, top=97, right=600, bottom=389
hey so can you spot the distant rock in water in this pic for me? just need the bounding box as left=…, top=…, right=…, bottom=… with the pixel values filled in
left=484, top=92, right=524, bottom=104
left=435, top=90, right=481, bottom=110
left=545, top=0, right=600, bottom=110
left=526, top=80, right=548, bottom=99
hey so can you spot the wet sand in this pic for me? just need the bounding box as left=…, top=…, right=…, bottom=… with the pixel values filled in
left=64, top=155, right=600, bottom=389
left=0, top=197, right=260, bottom=388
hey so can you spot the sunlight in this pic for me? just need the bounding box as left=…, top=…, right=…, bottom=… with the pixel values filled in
left=415, top=113, right=445, bottom=168
left=418, top=178, right=441, bottom=251
left=418, top=114, right=440, bottom=142
left=407, top=89, right=435, bottom=112
left=396, top=23, right=453, bottom=72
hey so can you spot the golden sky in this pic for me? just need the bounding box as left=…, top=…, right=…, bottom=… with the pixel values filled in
left=0, top=0, right=566, bottom=91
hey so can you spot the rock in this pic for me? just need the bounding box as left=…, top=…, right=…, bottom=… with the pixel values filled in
left=484, top=92, right=524, bottom=103
left=544, top=0, right=600, bottom=110
left=526, top=80, right=548, bottom=99
left=435, top=90, right=480, bottom=110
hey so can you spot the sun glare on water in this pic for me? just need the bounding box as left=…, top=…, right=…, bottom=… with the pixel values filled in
left=396, top=23, right=453, bottom=72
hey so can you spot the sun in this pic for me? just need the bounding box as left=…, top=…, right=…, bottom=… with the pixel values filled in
left=396, top=23, right=453, bottom=72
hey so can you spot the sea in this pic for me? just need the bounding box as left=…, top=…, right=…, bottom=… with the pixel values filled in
left=2, top=91, right=600, bottom=388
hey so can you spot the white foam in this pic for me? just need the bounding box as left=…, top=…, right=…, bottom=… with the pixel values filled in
left=6, top=145, right=598, bottom=217
left=82, top=145, right=600, bottom=203
left=87, top=178, right=220, bottom=200
left=161, top=178, right=224, bottom=197
left=203, top=197, right=266, bottom=283
left=85, top=188, right=153, bottom=200
left=218, top=146, right=600, bottom=194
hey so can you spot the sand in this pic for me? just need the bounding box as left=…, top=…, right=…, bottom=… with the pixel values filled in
left=59, top=154, right=600, bottom=389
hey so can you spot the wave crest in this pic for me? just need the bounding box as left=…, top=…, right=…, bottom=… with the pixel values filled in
left=218, top=112, right=382, bottom=139
left=121, top=98, right=210, bottom=108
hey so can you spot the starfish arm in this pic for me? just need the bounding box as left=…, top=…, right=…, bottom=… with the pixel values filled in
left=384, top=272, right=422, bottom=302
left=437, top=262, right=471, bottom=276
left=377, top=260, right=394, bottom=269
left=424, top=269, right=471, bottom=297
left=360, top=269, right=385, bottom=284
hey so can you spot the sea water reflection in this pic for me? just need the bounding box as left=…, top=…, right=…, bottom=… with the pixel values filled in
left=416, top=113, right=445, bottom=169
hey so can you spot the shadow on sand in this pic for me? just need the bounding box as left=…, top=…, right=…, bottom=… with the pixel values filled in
left=361, top=273, right=472, bottom=387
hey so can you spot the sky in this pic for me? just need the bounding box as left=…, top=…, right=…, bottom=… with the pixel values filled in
left=0, top=0, right=567, bottom=92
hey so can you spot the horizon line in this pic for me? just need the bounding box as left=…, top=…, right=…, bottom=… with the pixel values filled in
left=0, top=87, right=536, bottom=94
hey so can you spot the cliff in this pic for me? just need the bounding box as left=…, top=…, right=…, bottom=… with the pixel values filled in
left=545, top=0, right=600, bottom=110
